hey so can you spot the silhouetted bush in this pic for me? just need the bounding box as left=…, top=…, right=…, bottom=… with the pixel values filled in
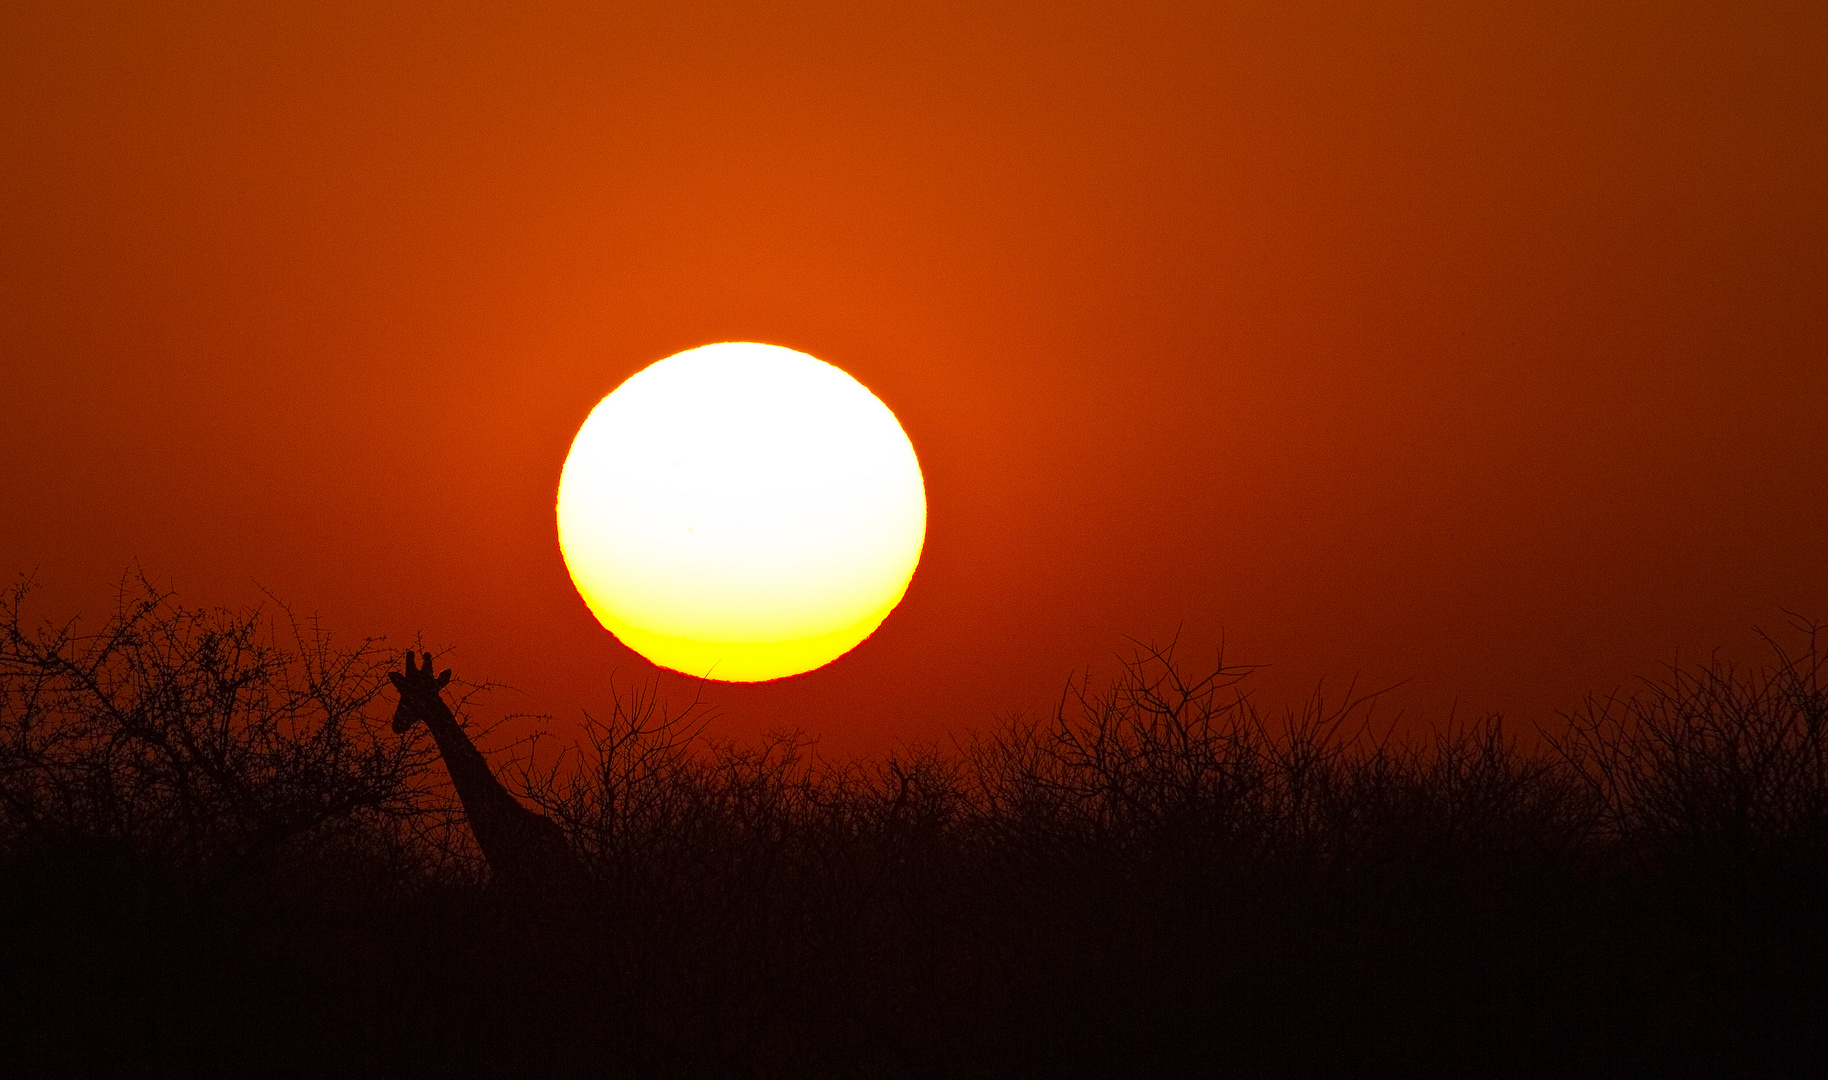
left=2, top=578, right=1825, bottom=1077
left=0, top=576, right=443, bottom=888
left=1551, top=619, right=1828, bottom=899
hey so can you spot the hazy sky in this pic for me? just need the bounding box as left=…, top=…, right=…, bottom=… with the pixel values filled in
left=4, top=0, right=1824, bottom=753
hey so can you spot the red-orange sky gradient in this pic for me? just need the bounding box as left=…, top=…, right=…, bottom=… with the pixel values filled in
left=4, top=1, right=1824, bottom=755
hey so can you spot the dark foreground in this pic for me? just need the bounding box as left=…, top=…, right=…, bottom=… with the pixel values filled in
left=3, top=584, right=1825, bottom=1077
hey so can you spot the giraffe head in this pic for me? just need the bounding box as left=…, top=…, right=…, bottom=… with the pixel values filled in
left=388, top=651, right=453, bottom=734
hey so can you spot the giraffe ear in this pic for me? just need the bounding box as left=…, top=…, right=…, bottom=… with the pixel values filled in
left=436, top=669, right=452, bottom=689
left=388, top=672, right=406, bottom=691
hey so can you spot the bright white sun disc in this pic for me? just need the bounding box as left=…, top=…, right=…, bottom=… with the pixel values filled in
left=556, top=343, right=926, bottom=681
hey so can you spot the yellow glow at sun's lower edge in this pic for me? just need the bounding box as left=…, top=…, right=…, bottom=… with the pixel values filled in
left=578, top=579, right=912, bottom=683
left=556, top=342, right=926, bottom=682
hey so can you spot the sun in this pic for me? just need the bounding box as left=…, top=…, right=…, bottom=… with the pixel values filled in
left=556, top=342, right=927, bottom=682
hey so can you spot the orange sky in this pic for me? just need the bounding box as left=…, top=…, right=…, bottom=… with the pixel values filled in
left=4, top=0, right=1824, bottom=755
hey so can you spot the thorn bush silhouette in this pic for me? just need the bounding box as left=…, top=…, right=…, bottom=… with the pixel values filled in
left=1550, top=617, right=1828, bottom=899
left=0, top=574, right=438, bottom=886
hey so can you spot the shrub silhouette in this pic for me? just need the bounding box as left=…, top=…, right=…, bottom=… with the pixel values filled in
left=1550, top=619, right=1828, bottom=899
left=0, top=575, right=436, bottom=888
left=1, top=577, right=1824, bottom=1077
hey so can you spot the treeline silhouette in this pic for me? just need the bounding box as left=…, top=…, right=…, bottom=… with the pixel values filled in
left=2, top=577, right=1824, bottom=1077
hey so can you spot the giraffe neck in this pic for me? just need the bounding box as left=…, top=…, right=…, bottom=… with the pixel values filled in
left=415, top=698, right=526, bottom=834
left=405, top=693, right=578, bottom=893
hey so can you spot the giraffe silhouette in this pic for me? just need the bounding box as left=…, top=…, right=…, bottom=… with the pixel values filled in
left=389, top=651, right=580, bottom=895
